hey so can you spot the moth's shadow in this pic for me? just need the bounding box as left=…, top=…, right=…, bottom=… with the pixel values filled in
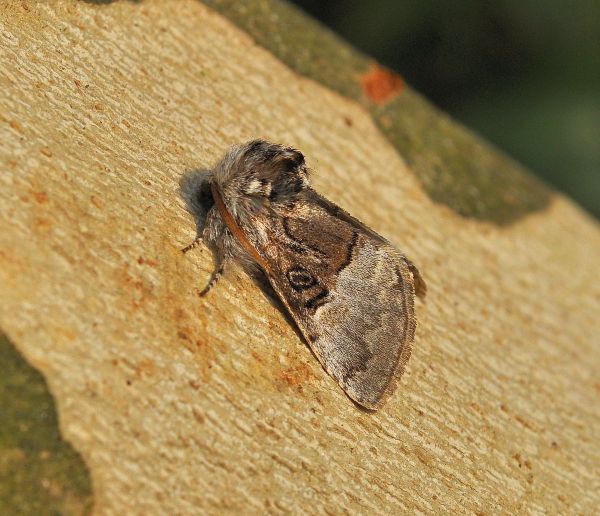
left=179, top=168, right=213, bottom=238
left=178, top=169, right=303, bottom=342
left=249, top=272, right=305, bottom=345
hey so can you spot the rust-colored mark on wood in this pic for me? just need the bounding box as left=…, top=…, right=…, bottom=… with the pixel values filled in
left=279, top=363, right=312, bottom=389
left=90, top=195, right=103, bottom=209
left=34, top=217, right=52, bottom=232
left=32, top=191, right=49, bottom=204
left=360, top=64, right=404, bottom=104
left=134, top=359, right=157, bottom=379
left=9, top=120, right=22, bottom=133
left=137, top=256, right=158, bottom=267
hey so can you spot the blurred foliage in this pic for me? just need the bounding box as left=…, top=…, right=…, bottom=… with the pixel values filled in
left=292, top=0, right=600, bottom=219
left=0, top=335, right=92, bottom=515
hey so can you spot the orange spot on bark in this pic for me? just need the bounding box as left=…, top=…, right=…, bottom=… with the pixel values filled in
left=189, top=379, right=201, bottom=391
left=251, top=350, right=264, bottom=365
left=35, top=217, right=52, bottom=231
left=33, top=191, right=49, bottom=203
left=361, top=64, right=404, bottom=103
left=90, top=195, right=103, bottom=209
left=280, top=363, right=312, bottom=388
left=177, top=328, right=192, bottom=341
left=515, top=414, right=535, bottom=430
left=135, top=359, right=156, bottom=378
left=10, top=120, right=22, bottom=133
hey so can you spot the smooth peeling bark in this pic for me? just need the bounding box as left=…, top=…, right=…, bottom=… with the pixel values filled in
left=0, top=1, right=599, bottom=514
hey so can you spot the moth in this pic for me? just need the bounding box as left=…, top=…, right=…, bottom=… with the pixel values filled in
left=183, top=140, right=425, bottom=409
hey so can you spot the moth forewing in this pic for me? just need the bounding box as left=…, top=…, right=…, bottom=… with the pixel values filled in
left=250, top=196, right=418, bottom=409
left=186, top=140, right=424, bottom=410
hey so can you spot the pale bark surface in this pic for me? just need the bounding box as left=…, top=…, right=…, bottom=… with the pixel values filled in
left=1, top=1, right=599, bottom=514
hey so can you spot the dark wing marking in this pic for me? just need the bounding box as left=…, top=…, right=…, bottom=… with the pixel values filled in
left=249, top=191, right=421, bottom=409
left=310, top=190, right=426, bottom=298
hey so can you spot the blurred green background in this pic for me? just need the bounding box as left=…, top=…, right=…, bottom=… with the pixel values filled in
left=292, top=0, right=600, bottom=219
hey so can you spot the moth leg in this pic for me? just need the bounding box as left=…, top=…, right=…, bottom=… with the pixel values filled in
left=199, top=258, right=229, bottom=297
left=181, top=234, right=204, bottom=254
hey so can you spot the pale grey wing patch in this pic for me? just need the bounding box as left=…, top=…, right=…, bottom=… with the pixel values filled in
left=307, top=238, right=415, bottom=409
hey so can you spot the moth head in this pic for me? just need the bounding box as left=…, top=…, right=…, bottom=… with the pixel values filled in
left=195, top=175, right=215, bottom=213
left=214, top=140, right=310, bottom=203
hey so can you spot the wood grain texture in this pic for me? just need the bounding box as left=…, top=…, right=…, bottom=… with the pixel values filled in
left=1, top=1, right=599, bottom=514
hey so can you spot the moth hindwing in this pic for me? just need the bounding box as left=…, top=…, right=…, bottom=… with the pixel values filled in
left=184, top=140, right=425, bottom=410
